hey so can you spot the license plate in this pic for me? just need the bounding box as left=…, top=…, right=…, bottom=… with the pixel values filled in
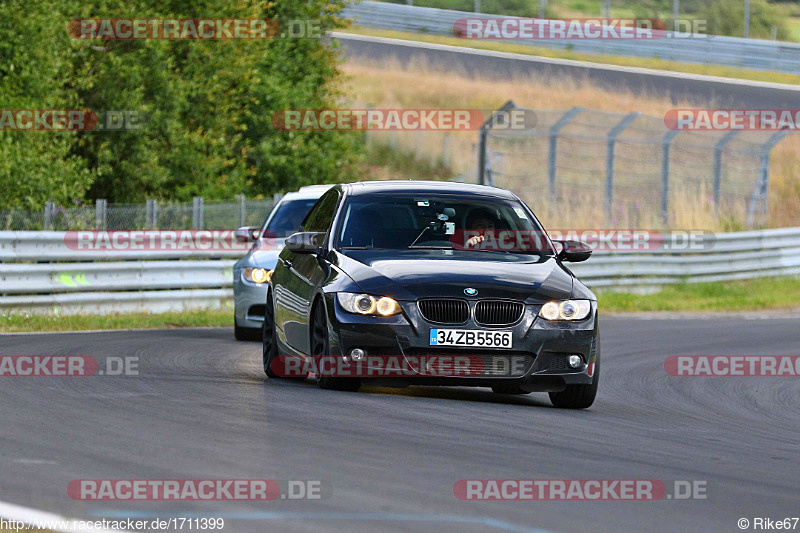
left=429, top=329, right=513, bottom=348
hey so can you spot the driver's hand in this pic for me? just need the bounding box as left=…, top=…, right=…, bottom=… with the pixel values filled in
left=466, top=234, right=485, bottom=247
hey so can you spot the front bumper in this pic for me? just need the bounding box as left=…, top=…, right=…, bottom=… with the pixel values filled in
left=233, top=275, right=268, bottom=329
left=324, top=296, right=598, bottom=392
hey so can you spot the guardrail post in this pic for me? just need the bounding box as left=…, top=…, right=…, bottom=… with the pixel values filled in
left=605, top=112, right=640, bottom=223
left=478, top=100, right=516, bottom=186
left=44, top=202, right=54, bottom=230
left=746, top=131, right=789, bottom=228
left=192, top=196, right=204, bottom=229
left=713, top=131, right=739, bottom=208
left=548, top=106, right=583, bottom=201
left=660, top=129, right=680, bottom=223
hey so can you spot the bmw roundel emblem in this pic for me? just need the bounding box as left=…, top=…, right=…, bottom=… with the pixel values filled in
left=464, top=288, right=478, bottom=296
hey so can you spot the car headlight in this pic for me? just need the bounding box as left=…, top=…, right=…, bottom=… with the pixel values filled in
left=337, top=292, right=401, bottom=316
left=539, top=300, right=591, bottom=321
left=243, top=268, right=272, bottom=284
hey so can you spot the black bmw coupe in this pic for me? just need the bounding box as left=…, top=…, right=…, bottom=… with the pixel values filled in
left=263, top=180, right=599, bottom=408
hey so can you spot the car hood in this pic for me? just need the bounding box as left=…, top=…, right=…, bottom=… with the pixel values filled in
left=234, top=239, right=285, bottom=269
left=334, top=249, right=573, bottom=302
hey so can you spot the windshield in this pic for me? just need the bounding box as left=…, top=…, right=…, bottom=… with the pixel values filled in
left=262, top=198, right=319, bottom=238
left=336, top=193, right=554, bottom=256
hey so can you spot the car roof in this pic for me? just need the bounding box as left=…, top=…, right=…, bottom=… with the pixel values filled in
left=342, top=180, right=514, bottom=199
left=280, top=184, right=334, bottom=201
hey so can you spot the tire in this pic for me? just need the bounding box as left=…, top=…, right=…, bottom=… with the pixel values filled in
left=491, top=384, right=530, bottom=395
left=262, top=292, right=280, bottom=378
left=234, top=320, right=261, bottom=341
left=311, top=299, right=360, bottom=392
left=549, top=338, right=600, bottom=409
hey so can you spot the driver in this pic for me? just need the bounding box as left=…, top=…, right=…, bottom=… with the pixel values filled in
left=464, top=208, right=496, bottom=248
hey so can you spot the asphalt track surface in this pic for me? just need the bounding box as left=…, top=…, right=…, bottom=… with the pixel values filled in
left=336, top=33, right=800, bottom=108
left=1, top=316, right=798, bottom=532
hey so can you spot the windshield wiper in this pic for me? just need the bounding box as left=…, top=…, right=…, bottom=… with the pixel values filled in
left=407, top=244, right=452, bottom=249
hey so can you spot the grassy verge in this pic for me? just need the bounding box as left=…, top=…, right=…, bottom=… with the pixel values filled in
left=598, top=276, right=800, bottom=313
left=341, top=26, right=800, bottom=86
left=0, top=309, right=231, bottom=334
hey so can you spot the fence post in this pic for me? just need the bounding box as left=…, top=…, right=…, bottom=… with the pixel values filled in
left=605, top=112, right=640, bottom=223
left=145, top=199, right=157, bottom=229
left=548, top=106, right=584, bottom=201
left=478, top=100, right=516, bottom=186
left=192, top=196, right=204, bottom=229
left=746, top=131, right=789, bottom=228
left=660, top=129, right=680, bottom=223
left=474, top=0, right=480, bottom=13
left=713, top=131, right=739, bottom=208
left=442, top=133, right=451, bottom=167
left=95, top=199, right=107, bottom=230
left=477, top=128, right=488, bottom=185
left=44, top=201, right=54, bottom=230
left=236, top=194, right=246, bottom=227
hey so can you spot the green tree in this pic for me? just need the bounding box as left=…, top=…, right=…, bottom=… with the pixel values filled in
left=0, top=0, right=360, bottom=209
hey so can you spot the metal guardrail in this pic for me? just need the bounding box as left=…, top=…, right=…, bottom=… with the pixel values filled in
left=1, top=228, right=799, bottom=314
left=341, top=1, right=800, bottom=74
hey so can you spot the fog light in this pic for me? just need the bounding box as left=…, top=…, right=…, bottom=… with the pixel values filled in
left=568, top=355, right=584, bottom=369
left=350, top=348, right=367, bottom=361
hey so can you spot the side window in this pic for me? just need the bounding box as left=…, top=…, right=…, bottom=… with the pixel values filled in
left=301, top=190, right=340, bottom=233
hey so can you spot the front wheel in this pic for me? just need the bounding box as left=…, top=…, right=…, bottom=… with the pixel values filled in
left=312, top=299, right=360, bottom=392
left=549, top=339, right=600, bottom=409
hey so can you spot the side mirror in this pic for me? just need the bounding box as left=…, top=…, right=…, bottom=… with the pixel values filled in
left=556, top=240, right=592, bottom=263
left=285, top=232, right=326, bottom=254
left=234, top=226, right=259, bottom=243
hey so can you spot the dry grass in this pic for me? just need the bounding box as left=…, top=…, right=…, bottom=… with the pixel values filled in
left=341, top=60, right=800, bottom=230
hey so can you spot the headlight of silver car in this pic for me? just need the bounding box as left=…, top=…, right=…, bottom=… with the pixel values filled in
left=337, top=292, right=401, bottom=316
left=243, top=268, right=272, bottom=284
left=538, top=300, right=592, bottom=321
